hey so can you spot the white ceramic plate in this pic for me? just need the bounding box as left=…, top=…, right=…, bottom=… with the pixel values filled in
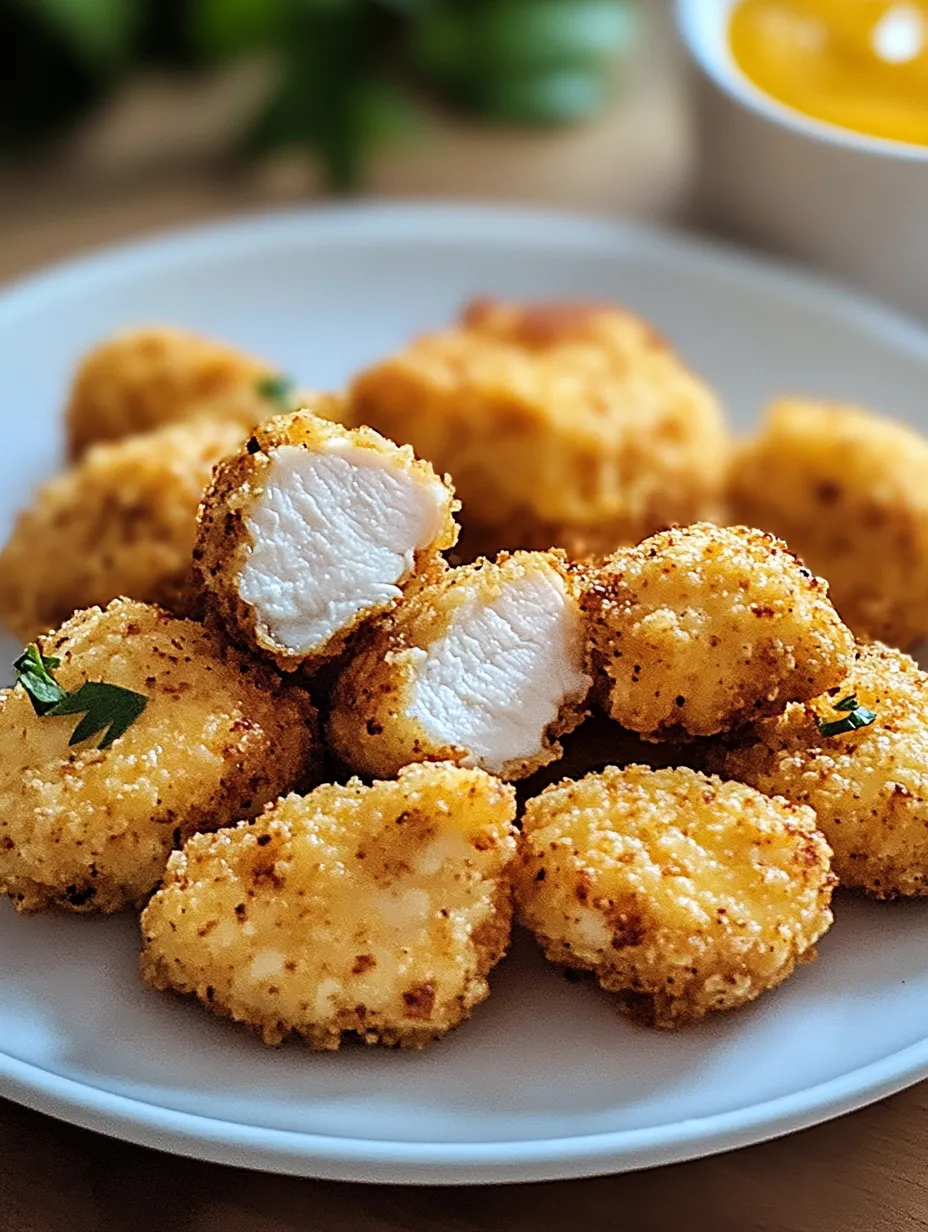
left=2, top=203, right=928, bottom=1186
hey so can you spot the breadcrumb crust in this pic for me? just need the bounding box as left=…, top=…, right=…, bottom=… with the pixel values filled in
left=0, top=599, right=319, bottom=913
left=710, top=641, right=928, bottom=898
left=140, top=762, right=518, bottom=1048
left=0, top=416, right=247, bottom=641
left=65, top=327, right=351, bottom=457
left=729, top=398, right=928, bottom=648
left=514, top=764, right=835, bottom=1027
left=351, top=298, right=729, bottom=556
left=582, top=523, right=854, bottom=740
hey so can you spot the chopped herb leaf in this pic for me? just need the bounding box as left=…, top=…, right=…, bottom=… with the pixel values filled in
left=48, top=681, right=148, bottom=749
left=255, top=373, right=297, bottom=410
left=833, top=694, right=861, bottom=712
left=816, top=694, right=877, bottom=739
left=13, top=644, right=148, bottom=746
left=14, top=644, right=67, bottom=714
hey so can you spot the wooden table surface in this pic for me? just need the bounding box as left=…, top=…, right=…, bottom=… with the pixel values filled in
left=2, top=6, right=927, bottom=1229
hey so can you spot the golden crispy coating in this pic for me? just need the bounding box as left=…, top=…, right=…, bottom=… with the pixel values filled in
left=65, top=327, right=347, bottom=458
left=709, top=641, right=928, bottom=898
left=328, top=551, right=592, bottom=781
left=583, top=523, right=854, bottom=741
left=140, top=762, right=517, bottom=1048
left=0, top=600, right=318, bottom=914
left=515, top=764, right=834, bottom=1027
left=194, top=410, right=459, bottom=671
left=66, top=327, right=271, bottom=457
left=729, top=398, right=928, bottom=648
left=351, top=297, right=729, bottom=558
left=0, top=416, right=247, bottom=642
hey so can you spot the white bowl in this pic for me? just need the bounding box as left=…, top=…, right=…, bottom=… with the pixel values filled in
left=677, top=0, right=928, bottom=319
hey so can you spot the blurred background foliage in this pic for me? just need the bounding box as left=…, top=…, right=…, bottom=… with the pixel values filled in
left=3, top=0, right=635, bottom=188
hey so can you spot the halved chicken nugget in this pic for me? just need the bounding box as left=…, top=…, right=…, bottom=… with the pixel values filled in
left=65, top=326, right=345, bottom=458
left=328, top=550, right=592, bottom=780
left=583, top=523, right=854, bottom=740
left=729, top=398, right=928, bottom=648
left=140, top=762, right=518, bottom=1048
left=351, top=297, right=729, bottom=558
left=194, top=411, right=459, bottom=671
left=0, top=599, right=318, bottom=914
left=0, top=415, right=246, bottom=641
left=710, top=641, right=928, bottom=898
left=515, top=764, right=835, bottom=1027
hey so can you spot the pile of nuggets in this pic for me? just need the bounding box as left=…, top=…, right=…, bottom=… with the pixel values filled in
left=2, top=300, right=928, bottom=1049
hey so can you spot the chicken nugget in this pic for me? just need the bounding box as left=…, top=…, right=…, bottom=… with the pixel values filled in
left=0, top=415, right=245, bottom=642
left=729, top=398, right=928, bottom=648
left=515, top=764, right=834, bottom=1027
left=140, top=761, right=517, bottom=1048
left=194, top=411, right=459, bottom=671
left=351, top=297, right=729, bottom=558
left=329, top=550, right=592, bottom=781
left=0, top=599, right=318, bottom=913
left=710, top=641, right=928, bottom=898
left=65, top=326, right=345, bottom=458
left=583, top=523, right=854, bottom=740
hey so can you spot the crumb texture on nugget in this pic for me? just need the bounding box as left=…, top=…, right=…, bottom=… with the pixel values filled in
left=729, top=398, right=928, bottom=648
left=711, top=641, right=928, bottom=898
left=194, top=411, right=458, bottom=670
left=584, top=523, right=854, bottom=740
left=351, top=297, right=728, bottom=558
left=65, top=327, right=284, bottom=457
left=328, top=550, right=592, bottom=780
left=140, top=762, right=518, bottom=1049
left=515, top=765, right=834, bottom=1027
left=0, top=599, right=318, bottom=913
left=0, top=416, right=247, bottom=642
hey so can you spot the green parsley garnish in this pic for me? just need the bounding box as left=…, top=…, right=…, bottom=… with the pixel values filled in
left=815, top=694, right=877, bottom=739
left=47, top=682, right=148, bottom=749
left=13, top=645, right=67, bottom=714
left=255, top=373, right=297, bottom=410
left=14, top=644, right=148, bottom=749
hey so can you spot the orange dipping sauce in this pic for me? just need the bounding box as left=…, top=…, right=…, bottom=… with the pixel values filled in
left=730, top=0, right=928, bottom=145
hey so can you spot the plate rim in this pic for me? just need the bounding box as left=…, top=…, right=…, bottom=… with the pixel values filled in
left=2, top=199, right=928, bottom=1184
left=3, top=1034, right=928, bottom=1185
left=3, top=198, right=928, bottom=360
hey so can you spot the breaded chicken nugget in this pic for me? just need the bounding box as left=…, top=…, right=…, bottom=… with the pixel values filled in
left=515, top=765, right=834, bottom=1027
left=65, top=326, right=346, bottom=458
left=328, top=551, right=593, bottom=781
left=0, top=416, right=245, bottom=642
left=583, top=523, right=854, bottom=741
left=729, top=399, right=928, bottom=648
left=710, top=641, right=928, bottom=898
left=351, top=298, right=729, bottom=558
left=140, top=762, right=517, bottom=1048
left=0, top=599, right=318, bottom=914
left=194, top=411, right=459, bottom=671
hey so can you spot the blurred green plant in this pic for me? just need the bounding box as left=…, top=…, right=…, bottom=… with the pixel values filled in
left=2, top=0, right=635, bottom=188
